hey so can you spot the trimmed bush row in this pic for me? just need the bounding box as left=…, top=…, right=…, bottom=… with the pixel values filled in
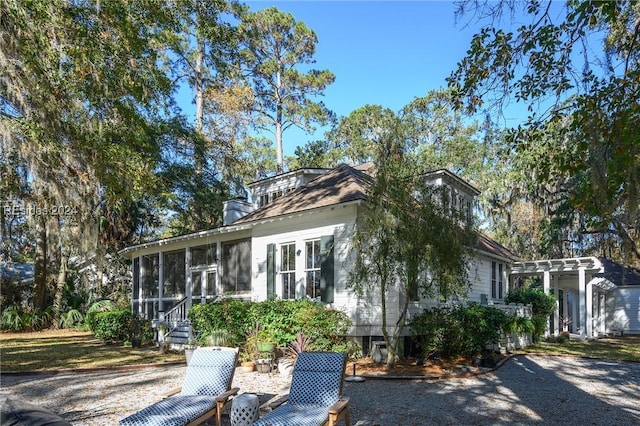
left=188, top=298, right=352, bottom=353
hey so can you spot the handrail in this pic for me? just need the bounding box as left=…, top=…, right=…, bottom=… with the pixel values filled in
left=159, top=297, right=190, bottom=343
left=165, top=297, right=189, bottom=323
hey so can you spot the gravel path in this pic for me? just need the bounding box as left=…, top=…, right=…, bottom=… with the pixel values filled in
left=2, top=355, right=639, bottom=425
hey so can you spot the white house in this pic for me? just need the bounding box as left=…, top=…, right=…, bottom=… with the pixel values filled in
left=510, top=256, right=640, bottom=338
left=119, top=163, right=518, bottom=351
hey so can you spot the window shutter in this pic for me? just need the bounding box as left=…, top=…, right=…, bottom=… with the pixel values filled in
left=267, top=243, right=276, bottom=300
left=320, top=235, right=334, bottom=303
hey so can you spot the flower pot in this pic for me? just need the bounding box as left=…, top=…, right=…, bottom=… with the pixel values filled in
left=239, top=361, right=255, bottom=373
left=185, top=348, right=196, bottom=365
left=256, top=362, right=271, bottom=373
left=257, top=342, right=275, bottom=353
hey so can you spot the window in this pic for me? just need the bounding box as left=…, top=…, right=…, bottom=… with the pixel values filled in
left=498, top=263, right=504, bottom=299
left=221, top=239, right=251, bottom=293
left=163, top=250, right=185, bottom=297
left=258, top=194, right=269, bottom=208
left=305, top=240, right=321, bottom=299
left=491, top=261, right=504, bottom=299
left=281, top=243, right=296, bottom=299
left=191, top=244, right=217, bottom=267
left=491, top=261, right=497, bottom=298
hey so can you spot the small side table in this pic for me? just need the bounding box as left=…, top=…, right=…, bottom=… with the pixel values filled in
left=230, top=393, right=260, bottom=426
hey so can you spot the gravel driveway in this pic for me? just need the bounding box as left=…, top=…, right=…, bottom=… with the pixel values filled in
left=2, top=355, right=639, bottom=425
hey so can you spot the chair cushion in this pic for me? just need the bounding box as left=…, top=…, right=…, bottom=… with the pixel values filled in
left=251, top=404, right=329, bottom=426
left=180, top=348, right=237, bottom=396
left=287, top=352, right=345, bottom=406
left=119, top=395, right=216, bottom=426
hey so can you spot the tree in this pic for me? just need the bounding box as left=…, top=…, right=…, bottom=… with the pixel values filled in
left=162, top=0, right=241, bottom=232
left=449, top=0, right=640, bottom=266
left=1, top=0, right=174, bottom=313
left=237, top=6, right=335, bottom=173
left=350, top=132, right=476, bottom=368
left=327, top=105, right=398, bottom=165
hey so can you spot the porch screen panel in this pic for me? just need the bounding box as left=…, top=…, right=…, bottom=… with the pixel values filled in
left=192, top=272, right=202, bottom=297
left=207, top=271, right=217, bottom=296
left=141, top=254, right=159, bottom=298
left=191, top=243, right=217, bottom=267
left=163, top=249, right=185, bottom=297
left=222, top=239, right=251, bottom=293
left=132, top=258, right=140, bottom=300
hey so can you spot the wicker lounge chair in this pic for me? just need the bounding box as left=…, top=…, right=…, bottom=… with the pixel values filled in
left=252, top=351, right=350, bottom=426
left=120, top=347, right=239, bottom=426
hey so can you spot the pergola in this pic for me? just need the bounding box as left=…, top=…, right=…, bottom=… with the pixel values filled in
left=510, top=257, right=615, bottom=340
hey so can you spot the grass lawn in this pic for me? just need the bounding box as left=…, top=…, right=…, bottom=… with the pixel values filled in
left=0, top=330, right=638, bottom=373
left=0, top=329, right=185, bottom=373
left=518, top=335, right=640, bottom=362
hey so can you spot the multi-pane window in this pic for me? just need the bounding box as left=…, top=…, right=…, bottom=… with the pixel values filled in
left=281, top=243, right=296, bottom=299
left=498, top=263, right=504, bottom=299
left=491, top=262, right=504, bottom=299
left=305, top=240, right=321, bottom=299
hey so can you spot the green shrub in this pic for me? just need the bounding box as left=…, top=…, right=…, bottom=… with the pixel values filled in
left=188, top=298, right=352, bottom=353
left=506, top=287, right=556, bottom=342
left=0, top=304, right=52, bottom=331
left=409, top=304, right=509, bottom=358
left=89, top=309, right=133, bottom=343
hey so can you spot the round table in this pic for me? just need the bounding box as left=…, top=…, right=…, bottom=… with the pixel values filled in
left=230, top=393, right=260, bottom=426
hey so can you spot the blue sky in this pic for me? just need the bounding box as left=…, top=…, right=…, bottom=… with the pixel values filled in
left=242, top=1, right=484, bottom=154
left=178, top=1, right=544, bottom=156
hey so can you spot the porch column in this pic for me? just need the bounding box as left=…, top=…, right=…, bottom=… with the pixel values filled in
left=543, top=270, right=551, bottom=337
left=562, top=289, right=569, bottom=332
left=552, top=274, right=559, bottom=336
left=158, top=251, right=164, bottom=314
left=571, top=290, right=578, bottom=333
left=185, top=248, right=192, bottom=315
left=578, top=267, right=586, bottom=340
left=586, top=281, right=593, bottom=339
left=137, top=255, right=143, bottom=316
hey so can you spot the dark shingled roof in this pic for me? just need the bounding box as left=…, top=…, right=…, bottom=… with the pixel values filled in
left=476, top=234, right=518, bottom=261
left=234, top=163, right=513, bottom=261
left=595, top=257, right=640, bottom=286
left=234, top=163, right=373, bottom=224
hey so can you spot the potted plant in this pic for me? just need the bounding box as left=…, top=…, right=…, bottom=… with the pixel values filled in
left=238, top=350, right=256, bottom=373
left=279, top=331, right=312, bottom=377
left=184, top=338, right=197, bottom=365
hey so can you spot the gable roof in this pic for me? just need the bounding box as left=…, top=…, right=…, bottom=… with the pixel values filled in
left=234, top=163, right=373, bottom=224
left=594, top=257, right=640, bottom=286
left=476, top=234, right=518, bottom=261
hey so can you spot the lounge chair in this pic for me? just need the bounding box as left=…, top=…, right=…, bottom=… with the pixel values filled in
left=120, top=346, right=239, bottom=426
left=252, top=351, right=350, bottom=426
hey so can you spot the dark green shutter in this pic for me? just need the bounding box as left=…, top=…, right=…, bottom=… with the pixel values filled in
left=267, top=243, right=276, bottom=300
left=320, top=235, right=334, bottom=303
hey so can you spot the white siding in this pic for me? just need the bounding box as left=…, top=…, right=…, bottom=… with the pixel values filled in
left=606, top=287, right=640, bottom=334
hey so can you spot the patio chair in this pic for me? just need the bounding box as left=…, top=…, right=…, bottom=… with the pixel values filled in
left=120, top=346, right=239, bottom=426
left=252, top=351, right=350, bottom=426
